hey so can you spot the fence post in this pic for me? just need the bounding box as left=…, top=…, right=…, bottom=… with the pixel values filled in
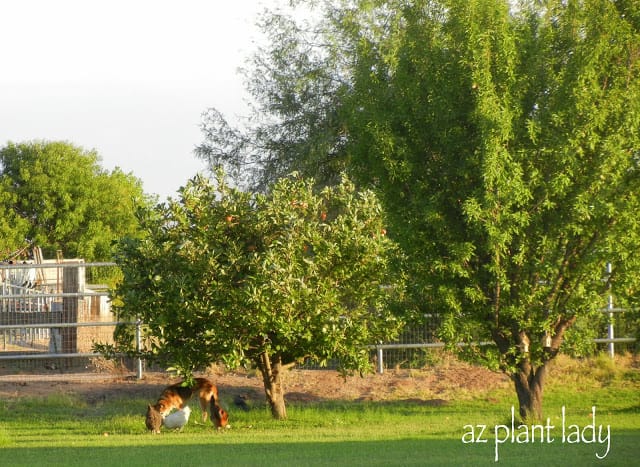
left=135, top=319, right=143, bottom=379
left=62, top=264, right=84, bottom=364
left=376, top=344, right=384, bottom=374
left=606, top=262, right=615, bottom=359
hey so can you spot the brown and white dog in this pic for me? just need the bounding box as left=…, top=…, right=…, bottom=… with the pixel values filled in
left=147, top=377, right=228, bottom=430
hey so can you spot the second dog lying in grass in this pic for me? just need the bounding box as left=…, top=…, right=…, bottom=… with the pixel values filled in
left=162, top=406, right=191, bottom=430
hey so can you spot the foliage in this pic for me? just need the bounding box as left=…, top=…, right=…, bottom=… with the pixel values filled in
left=339, top=0, right=640, bottom=420
left=559, top=317, right=600, bottom=358
left=196, top=0, right=640, bottom=420
left=0, top=183, right=30, bottom=260
left=0, top=140, right=149, bottom=262
left=196, top=4, right=349, bottom=191
left=342, top=0, right=639, bottom=346
left=108, top=171, right=404, bottom=416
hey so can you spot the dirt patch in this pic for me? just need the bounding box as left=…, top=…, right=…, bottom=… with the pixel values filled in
left=0, top=359, right=511, bottom=409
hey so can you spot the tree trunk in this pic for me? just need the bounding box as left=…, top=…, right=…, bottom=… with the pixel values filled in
left=256, top=351, right=287, bottom=420
left=511, top=361, right=547, bottom=423
left=496, top=318, right=576, bottom=423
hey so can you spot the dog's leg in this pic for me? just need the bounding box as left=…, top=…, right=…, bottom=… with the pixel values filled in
left=199, top=394, right=210, bottom=422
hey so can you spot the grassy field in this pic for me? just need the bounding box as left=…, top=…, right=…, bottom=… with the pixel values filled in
left=0, top=355, right=638, bottom=466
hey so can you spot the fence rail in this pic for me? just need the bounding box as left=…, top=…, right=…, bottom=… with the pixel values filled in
left=0, top=321, right=121, bottom=330
left=0, top=262, right=118, bottom=270
left=1, top=262, right=636, bottom=378
left=1, top=261, right=121, bottom=370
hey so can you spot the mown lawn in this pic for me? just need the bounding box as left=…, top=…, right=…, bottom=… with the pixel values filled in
left=1, top=356, right=638, bottom=466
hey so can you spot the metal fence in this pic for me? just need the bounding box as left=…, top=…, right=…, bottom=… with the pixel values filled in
left=1, top=262, right=636, bottom=377
left=0, top=261, right=123, bottom=370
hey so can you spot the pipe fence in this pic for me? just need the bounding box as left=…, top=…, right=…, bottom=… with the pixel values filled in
left=1, top=262, right=636, bottom=378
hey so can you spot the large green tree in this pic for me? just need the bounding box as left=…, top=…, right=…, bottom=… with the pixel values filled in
left=110, top=172, right=403, bottom=419
left=198, top=0, right=640, bottom=421
left=0, top=140, right=148, bottom=261
left=341, top=0, right=640, bottom=421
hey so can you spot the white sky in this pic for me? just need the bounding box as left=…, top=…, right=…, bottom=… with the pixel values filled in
left=0, top=0, right=285, bottom=199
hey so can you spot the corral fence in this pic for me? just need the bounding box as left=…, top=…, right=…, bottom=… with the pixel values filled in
left=0, top=261, right=143, bottom=376
left=1, top=262, right=636, bottom=378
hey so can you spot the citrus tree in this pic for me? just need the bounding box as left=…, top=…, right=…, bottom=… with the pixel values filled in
left=110, top=172, right=403, bottom=419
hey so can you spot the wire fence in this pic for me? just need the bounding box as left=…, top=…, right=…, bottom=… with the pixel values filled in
left=1, top=262, right=636, bottom=377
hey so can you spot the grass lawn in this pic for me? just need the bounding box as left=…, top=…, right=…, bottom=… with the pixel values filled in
left=1, top=355, right=638, bottom=466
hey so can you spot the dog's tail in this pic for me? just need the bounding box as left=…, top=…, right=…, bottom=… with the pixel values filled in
left=210, top=396, right=229, bottom=429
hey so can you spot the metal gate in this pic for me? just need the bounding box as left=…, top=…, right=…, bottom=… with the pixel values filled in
left=0, top=261, right=121, bottom=365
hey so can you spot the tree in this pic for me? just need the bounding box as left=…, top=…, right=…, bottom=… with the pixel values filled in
left=0, top=140, right=149, bottom=262
left=196, top=0, right=640, bottom=421
left=340, top=0, right=640, bottom=421
left=110, top=172, right=404, bottom=419
left=0, top=184, right=30, bottom=259
left=196, top=5, right=348, bottom=191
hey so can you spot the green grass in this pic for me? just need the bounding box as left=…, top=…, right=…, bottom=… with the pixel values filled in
left=1, top=357, right=639, bottom=466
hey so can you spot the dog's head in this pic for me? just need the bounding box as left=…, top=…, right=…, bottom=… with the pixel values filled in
left=212, top=404, right=229, bottom=429
left=153, top=400, right=171, bottom=415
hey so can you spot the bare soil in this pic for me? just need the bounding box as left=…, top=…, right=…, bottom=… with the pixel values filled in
left=0, top=357, right=511, bottom=409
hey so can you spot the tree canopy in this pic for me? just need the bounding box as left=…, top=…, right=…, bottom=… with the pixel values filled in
left=196, top=4, right=348, bottom=191
left=197, top=0, right=640, bottom=420
left=0, top=140, right=149, bottom=262
left=110, top=171, right=404, bottom=419
left=341, top=0, right=640, bottom=420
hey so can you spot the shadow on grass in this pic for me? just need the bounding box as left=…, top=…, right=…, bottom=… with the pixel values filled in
left=3, top=432, right=637, bottom=467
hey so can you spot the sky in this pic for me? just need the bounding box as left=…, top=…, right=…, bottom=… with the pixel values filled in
left=0, top=0, right=285, bottom=200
